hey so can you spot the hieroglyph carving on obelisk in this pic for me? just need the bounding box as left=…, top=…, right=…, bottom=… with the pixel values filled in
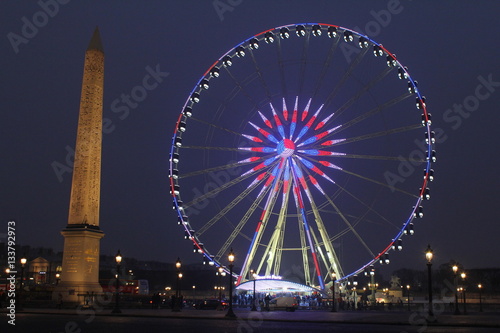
left=68, top=28, right=104, bottom=227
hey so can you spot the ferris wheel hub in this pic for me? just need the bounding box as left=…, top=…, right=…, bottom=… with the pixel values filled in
left=277, top=139, right=295, bottom=157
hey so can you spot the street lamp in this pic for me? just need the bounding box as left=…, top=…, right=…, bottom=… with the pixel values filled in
left=353, top=276, right=358, bottom=310
left=55, top=265, right=62, bottom=285
left=19, top=257, right=27, bottom=311
left=406, top=285, right=411, bottom=311
left=365, top=265, right=376, bottom=306
left=225, top=248, right=236, bottom=318
left=216, top=267, right=226, bottom=302
left=452, top=265, right=460, bottom=315
left=250, top=269, right=257, bottom=311
left=478, top=284, right=483, bottom=312
left=112, top=250, right=122, bottom=313
left=331, top=272, right=337, bottom=312
left=173, top=257, right=182, bottom=312
left=425, top=245, right=434, bottom=317
left=461, top=272, right=467, bottom=315
left=5, top=268, right=10, bottom=292
left=192, top=285, right=196, bottom=303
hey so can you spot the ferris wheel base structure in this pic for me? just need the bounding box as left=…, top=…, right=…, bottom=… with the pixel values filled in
left=236, top=279, right=321, bottom=294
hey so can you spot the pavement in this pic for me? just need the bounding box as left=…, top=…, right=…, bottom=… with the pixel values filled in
left=5, top=307, right=500, bottom=328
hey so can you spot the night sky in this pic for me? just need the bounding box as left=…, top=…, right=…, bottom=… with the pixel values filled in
left=2, top=0, right=500, bottom=278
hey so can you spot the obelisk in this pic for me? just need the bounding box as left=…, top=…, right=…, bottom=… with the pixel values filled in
left=54, top=27, right=105, bottom=304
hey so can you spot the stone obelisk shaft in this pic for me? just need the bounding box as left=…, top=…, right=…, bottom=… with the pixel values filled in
left=68, top=27, right=104, bottom=226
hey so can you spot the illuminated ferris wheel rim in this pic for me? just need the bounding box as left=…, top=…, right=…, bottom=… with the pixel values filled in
left=169, top=22, right=435, bottom=285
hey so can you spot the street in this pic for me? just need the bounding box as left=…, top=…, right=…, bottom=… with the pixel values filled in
left=2, top=313, right=499, bottom=333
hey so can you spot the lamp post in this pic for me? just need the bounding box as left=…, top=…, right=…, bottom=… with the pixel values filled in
left=452, top=265, right=460, bottom=315
left=216, top=267, right=226, bottom=302
left=353, top=277, right=358, bottom=310
left=406, top=285, right=411, bottom=311
left=460, top=272, right=467, bottom=315
left=173, top=257, right=182, bottom=312
left=225, top=248, right=236, bottom=318
left=331, top=272, right=337, bottom=312
left=55, top=273, right=60, bottom=285
left=250, top=269, right=257, bottom=311
left=112, top=250, right=122, bottom=313
left=365, top=265, right=376, bottom=306
left=478, top=284, right=483, bottom=312
left=5, top=268, right=10, bottom=293
left=425, top=245, right=434, bottom=317
left=192, top=285, right=196, bottom=303
left=19, top=257, right=27, bottom=311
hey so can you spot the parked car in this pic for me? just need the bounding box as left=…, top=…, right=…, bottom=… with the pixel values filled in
left=268, top=296, right=298, bottom=312
left=195, top=299, right=228, bottom=310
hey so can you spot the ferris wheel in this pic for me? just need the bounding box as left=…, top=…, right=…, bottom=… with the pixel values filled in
left=169, top=23, right=434, bottom=290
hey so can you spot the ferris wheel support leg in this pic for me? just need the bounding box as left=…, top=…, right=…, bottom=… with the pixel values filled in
left=239, top=160, right=286, bottom=283
left=290, top=168, right=325, bottom=290
left=306, top=190, right=344, bottom=278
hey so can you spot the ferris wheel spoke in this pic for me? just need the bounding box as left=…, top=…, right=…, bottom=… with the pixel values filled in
left=259, top=169, right=293, bottom=276
left=180, top=156, right=268, bottom=179
left=328, top=177, right=402, bottom=230
left=298, top=173, right=344, bottom=278
left=297, top=31, right=311, bottom=96
left=275, top=35, right=288, bottom=97
left=325, top=124, right=422, bottom=148
left=215, top=178, right=274, bottom=263
left=238, top=162, right=285, bottom=283
left=248, top=48, right=272, bottom=102
left=184, top=163, right=270, bottom=208
left=339, top=168, right=418, bottom=197
left=329, top=218, right=363, bottom=242
left=335, top=153, right=425, bottom=164
left=222, top=66, right=261, bottom=109
left=196, top=173, right=268, bottom=237
left=332, top=92, right=413, bottom=136
left=327, top=66, right=395, bottom=123
left=290, top=161, right=325, bottom=289
left=181, top=145, right=242, bottom=152
left=301, top=156, right=417, bottom=197
left=190, top=116, right=244, bottom=137
left=324, top=193, right=376, bottom=259
left=309, top=227, right=326, bottom=267
left=312, top=36, right=341, bottom=100
left=323, top=47, right=370, bottom=110
left=290, top=176, right=312, bottom=286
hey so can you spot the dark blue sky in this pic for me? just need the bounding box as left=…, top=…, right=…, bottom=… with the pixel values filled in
left=1, top=0, right=500, bottom=277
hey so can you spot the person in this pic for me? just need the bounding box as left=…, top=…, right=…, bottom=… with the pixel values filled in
left=57, top=293, right=63, bottom=309
left=151, top=292, right=161, bottom=309
left=264, top=294, right=271, bottom=311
